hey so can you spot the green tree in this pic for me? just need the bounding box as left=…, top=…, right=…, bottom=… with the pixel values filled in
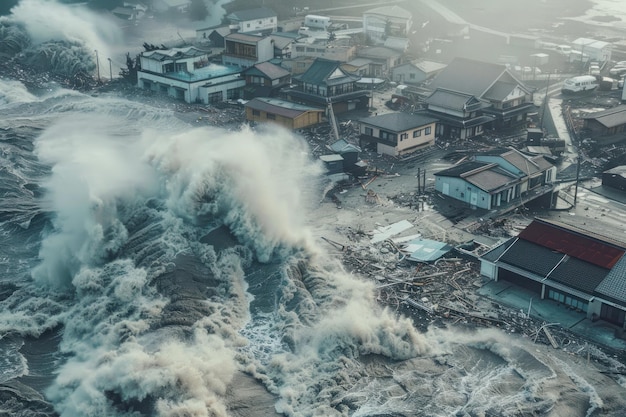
left=189, top=0, right=208, bottom=21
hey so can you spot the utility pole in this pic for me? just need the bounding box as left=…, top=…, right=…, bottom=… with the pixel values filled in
left=94, top=50, right=100, bottom=83
left=108, top=58, right=112, bottom=81
left=574, top=155, right=582, bottom=206
left=540, top=71, right=552, bottom=130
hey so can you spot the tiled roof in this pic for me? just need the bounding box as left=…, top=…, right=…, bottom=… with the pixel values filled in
left=359, top=112, right=438, bottom=132
left=581, top=105, right=626, bottom=128
left=547, top=256, right=609, bottom=293
left=518, top=218, right=626, bottom=269
left=244, top=62, right=289, bottom=80
left=294, top=58, right=360, bottom=86
left=227, top=7, right=276, bottom=21
left=480, top=237, right=515, bottom=263
left=426, top=89, right=482, bottom=111
left=483, top=81, right=517, bottom=101
left=498, top=238, right=565, bottom=277
left=595, top=254, right=626, bottom=305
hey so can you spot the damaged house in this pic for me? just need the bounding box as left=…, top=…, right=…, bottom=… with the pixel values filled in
left=481, top=218, right=626, bottom=330
left=435, top=147, right=556, bottom=210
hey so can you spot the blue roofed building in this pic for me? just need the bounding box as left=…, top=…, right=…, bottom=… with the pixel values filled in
left=137, top=47, right=245, bottom=104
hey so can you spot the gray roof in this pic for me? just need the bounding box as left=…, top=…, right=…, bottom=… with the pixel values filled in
left=429, top=57, right=517, bottom=98
left=357, top=46, right=401, bottom=60
left=142, top=46, right=207, bottom=61
left=595, top=254, right=626, bottom=305
left=227, top=7, right=276, bottom=22
left=604, top=165, right=626, bottom=177
left=426, top=89, right=482, bottom=111
left=245, top=97, right=324, bottom=118
left=329, top=139, right=361, bottom=153
left=294, top=58, right=360, bottom=86
left=243, top=62, right=290, bottom=80
left=360, top=112, right=438, bottom=132
left=225, top=32, right=267, bottom=44
left=582, top=105, right=626, bottom=128
left=464, top=166, right=519, bottom=192
left=364, top=5, right=411, bottom=19
left=483, top=81, right=518, bottom=101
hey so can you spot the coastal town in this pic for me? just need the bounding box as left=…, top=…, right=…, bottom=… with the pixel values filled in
left=3, top=0, right=626, bottom=415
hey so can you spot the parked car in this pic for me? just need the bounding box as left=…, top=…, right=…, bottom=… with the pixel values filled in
left=609, top=66, right=626, bottom=76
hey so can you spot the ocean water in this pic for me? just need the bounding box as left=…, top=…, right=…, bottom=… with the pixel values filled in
left=2, top=1, right=626, bottom=417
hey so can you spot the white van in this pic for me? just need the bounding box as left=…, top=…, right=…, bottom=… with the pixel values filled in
left=555, top=45, right=572, bottom=55
left=561, top=75, right=599, bottom=94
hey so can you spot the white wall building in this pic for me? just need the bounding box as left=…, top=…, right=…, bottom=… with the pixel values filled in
left=227, top=7, right=277, bottom=34
left=571, top=37, right=612, bottom=62
left=137, top=47, right=244, bottom=104
left=362, top=5, right=412, bottom=45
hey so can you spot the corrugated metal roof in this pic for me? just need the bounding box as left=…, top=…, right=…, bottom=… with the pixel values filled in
left=518, top=218, right=626, bottom=269
left=359, top=112, right=438, bottom=132
left=581, top=105, right=626, bottom=129
left=245, top=97, right=324, bottom=118
left=404, top=238, right=452, bottom=262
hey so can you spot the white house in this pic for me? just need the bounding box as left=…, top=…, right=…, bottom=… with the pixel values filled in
left=221, top=33, right=275, bottom=68
left=358, top=112, right=438, bottom=157
left=136, top=47, right=245, bottom=104
left=362, top=5, right=412, bottom=45
left=571, top=37, right=612, bottom=62
left=227, top=7, right=277, bottom=34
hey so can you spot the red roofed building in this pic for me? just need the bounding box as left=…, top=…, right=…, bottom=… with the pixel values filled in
left=481, top=218, right=626, bottom=328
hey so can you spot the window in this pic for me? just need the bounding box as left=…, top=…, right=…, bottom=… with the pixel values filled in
left=267, top=113, right=276, bottom=120
left=409, top=73, right=415, bottom=79
left=379, top=131, right=397, bottom=142
left=425, top=126, right=431, bottom=135
left=208, top=91, right=223, bottom=104
left=252, top=109, right=260, bottom=116
left=247, top=23, right=250, bottom=28
left=227, top=88, right=239, bottom=100
left=364, top=127, right=373, bottom=136
left=413, top=129, right=421, bottom=137
left=400, top=133, right=408, bottom=141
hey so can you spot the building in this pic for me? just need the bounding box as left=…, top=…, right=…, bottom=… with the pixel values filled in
left=269, top=33, right=297, bottom=59
left=434, top=147, right=556, bottom=210
left=152, top=0, right=190, bottom=13
left=480, top=218, right=626, bottom=330
left=428, top=57, right=536, bottom=132
left=290, top=37, right=357, bottom=63
left=245, top=97, right=324, bottom=130
left=572, top=37, right=612, bottom=63
left=285, top=58, right=370, bottom=114
left=362, top=5, right=412, bottom=45
left=137, top=47, right=244, bottom=104
left=391, top=60, right=447, bottom=85
left=241, top=61, right=290, bottom=98
left=355, top=46, right=403, bottom=78
left=581, top=105, right=626, bottom=145
left=424, top=89, right=495, bottom=140
left=226, top=7, right=277, bottom=34
left=358, top=112, right=438, bottom=157
left=196, top=26, right=232, bottom=47
left=221, top=33, right=274, bottom=68
left=602, top=166, right=626, bottom=191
